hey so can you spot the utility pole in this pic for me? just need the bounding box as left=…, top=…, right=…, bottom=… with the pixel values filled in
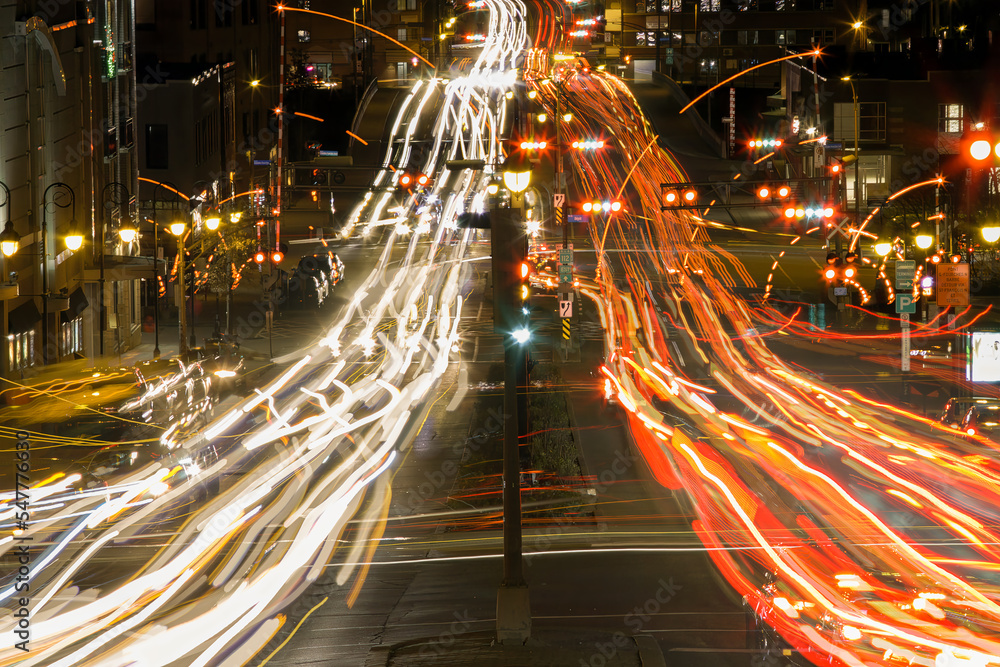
left=492, top=184, right=531, bottom=645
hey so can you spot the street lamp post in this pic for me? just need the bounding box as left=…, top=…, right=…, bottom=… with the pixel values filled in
left=495, top=151, right=532, bottom=645
left=41, top=183, right=76, bottom=365
left=842, top=76, right=861, bottom=259
left=148, top=181, right=189, bottom=358
left=101, top=182, right=132, bottom=358
left=171, top=221, right=189, bottom=357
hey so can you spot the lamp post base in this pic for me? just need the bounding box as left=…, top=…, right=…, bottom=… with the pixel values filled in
left=496, top=584, right=531, bottom=645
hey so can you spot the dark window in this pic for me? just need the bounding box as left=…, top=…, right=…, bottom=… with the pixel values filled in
left=136, top=0, right=155, bottom=26
left=145, top=124, right=168, bottom=169
left=214, top=0, right=233, bottom=27
left=190, top=0, right=206, bottom=29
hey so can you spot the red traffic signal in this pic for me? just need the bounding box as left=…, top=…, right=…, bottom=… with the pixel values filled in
left=399, top=172, right=429, bottom=188
left=965, top=130, right=1000, bottom=162
left=271, top=251, right=284, bottom=264
left=843, top=252, right=858, bottom=280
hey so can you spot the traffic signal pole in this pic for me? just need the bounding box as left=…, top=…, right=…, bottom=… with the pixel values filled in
left=493, top=188, right=531, bottom=645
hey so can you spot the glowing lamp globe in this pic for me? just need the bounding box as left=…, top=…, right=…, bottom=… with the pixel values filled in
left=915, top=234, right=933, bottom=250
left=0, top=222, right=20, bottom=257
left=205, top=217, right=221, bottom=231
left=983, top=226, right=1000, bottom=244
left=170, top=221, right=186, bottom=236
left=970, top=139, right=992, bottom=161
left=65, top=232, right=84, bottom=251
left=501, top=154, right=532, bottom=193
left=118, top=226, right=137, bottom=243
left=874, top=242, right=892, bottom=257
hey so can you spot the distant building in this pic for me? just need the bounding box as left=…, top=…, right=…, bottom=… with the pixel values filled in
left=135, top=0, right=278, bottom=198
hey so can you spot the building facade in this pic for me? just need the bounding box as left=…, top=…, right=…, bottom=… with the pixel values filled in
left=0, top=0, right=143, bottom=379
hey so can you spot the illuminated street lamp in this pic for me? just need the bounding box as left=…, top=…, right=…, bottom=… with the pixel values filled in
left=982, top=226, right=1000, bottom=244
left=171, top=220, right=190, bottom=356
left=118, top=220, right=138, bottom=243
left=874, top=241, right=892, bottom=257
left=65, top=226, right=84, bottom=251
left=502, top=153, right=532, bottom=195
left=915, top=234, right=933, bottom=250
left=0, top=222, right=19, bottom=257
left=205, top=216, right=221, bottom=231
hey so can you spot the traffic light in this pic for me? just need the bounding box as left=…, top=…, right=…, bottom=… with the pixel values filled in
left=519, top=140, right=548, bottom=150
left=823, top=252, right=841, bottom=283
left=311, top=190, right=319, bottom=202
left=784, top=204, right=834, bottom=220
left=398, top=172, right=430, bottom=188
left=756, top=184, right=791, bottom=201
left=663, top=188, right=697, bottom=207
left=582, top=200, right=622, bottom=214
left=254, top=250, right=266, bottom=264
left=965, top=130, right=1000, bottom=163
left=843, top=252, right=858, bottom=281
left=271, top=250, right=284, bottom=264
left=571, top=139, right=605, bottom=150
left=519, top=261, right=531, bottom=307
left=311, top=168, right=325, bottom=185
left=748, top=138, right=782, bottom=150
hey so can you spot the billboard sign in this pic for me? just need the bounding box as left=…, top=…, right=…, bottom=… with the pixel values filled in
left=968, top=331, right=1000, bottom=382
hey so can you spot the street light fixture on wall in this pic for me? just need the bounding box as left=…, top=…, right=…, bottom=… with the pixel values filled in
left=0, top=223, right=20, bottom=258
left=42, top=182, right=76, bottom=365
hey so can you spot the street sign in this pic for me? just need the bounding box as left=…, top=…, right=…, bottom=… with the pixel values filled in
left=895, top=293, right=916, bottom=314
left=833, top=286, right=848, bottom=296
left=936, top=263, right=970, bottom=307
left=568, top=214, right=586, bottom=223
left=562, top=318, right=571, bottom=340
left=825, top=142, right=843, bottom=149
left=558, top=249, right=572, bottom=264
left=553, top=193, right=565, bottom=208
left=895, top=260, right=916, bottom=291
left=253, top=159, right=272, bottom=166
left=826, top=217, right=850, bottom=240
left=559, top=300, right=573, bottom=317
left=558, top=266, right=572, bottom=283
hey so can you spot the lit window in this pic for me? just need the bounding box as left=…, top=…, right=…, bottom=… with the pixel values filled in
left=297, top=29, right=310, bottom=42
left=939, top=104, right=963, bottom=133
left=9, top=331, right=35, bottom=371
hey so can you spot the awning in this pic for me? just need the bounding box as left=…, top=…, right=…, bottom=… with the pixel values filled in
left=8, top=299, right=41, bottom=335
left=61, top=287, right=89, bottom=323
